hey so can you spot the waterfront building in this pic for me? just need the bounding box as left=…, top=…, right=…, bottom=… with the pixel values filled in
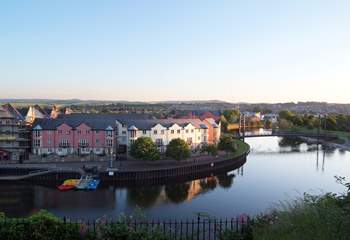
left=31, top=113, right=221, bottom=156
left=0, top=105, right=30, bottom=161
left=115, top=117, right=220, bottom=152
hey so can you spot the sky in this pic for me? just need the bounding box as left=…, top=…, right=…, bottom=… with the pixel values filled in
left=0, top=0, right=350, bottom=103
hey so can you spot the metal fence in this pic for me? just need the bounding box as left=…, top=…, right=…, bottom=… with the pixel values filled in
left=0, top=216, right=253, bottom=240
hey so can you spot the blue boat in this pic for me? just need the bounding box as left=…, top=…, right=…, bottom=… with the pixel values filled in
left=86, top=179, right=100, bottom=190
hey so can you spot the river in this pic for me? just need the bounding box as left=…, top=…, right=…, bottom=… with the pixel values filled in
left=0, top=136, right=349, bottom=219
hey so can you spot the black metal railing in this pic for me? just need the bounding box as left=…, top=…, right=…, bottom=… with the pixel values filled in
left=0, top=216, right=253, bottom=240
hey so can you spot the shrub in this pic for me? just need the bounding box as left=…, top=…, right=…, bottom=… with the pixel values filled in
left=130, top=137, right=160, bottom=161
left=218, top=136, right=237, bottom=153
left=166, top=138, right=191, bottom=160
left=201, top=144, right=218, bottom=156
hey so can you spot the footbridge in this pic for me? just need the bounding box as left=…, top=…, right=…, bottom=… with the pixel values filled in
left=239, top=130, right=338, bottom=140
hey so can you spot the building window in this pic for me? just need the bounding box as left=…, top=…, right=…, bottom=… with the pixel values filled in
left=187, top=137, right=192, bottom=145
left=156, top=139, right=163, bottom=146
left=58, top=139, right=69, bottom=147
left=130, top=130, right=136, bottom=138
left=58, top=130, right=63, bottom=134
left=153, top=130, right=157, bottom=135
left=106, top=139, right=113, bottom=147
left=33, top=139, right=41, bottom=147
left=86, top=130, right=90, bottom=134
left=106, top=130, right=113, bottom=137
left=34, top=130, right=41, bottom=137
left=95, top=130, right=99, bottom=134
left=171, top=130, right=174, bottom=134
left=191, top=129, right=194, bottom=133
left=161, top=130, right=165, bottom=135
left=122, top=130, right=127, bottom=135
left=186, top=129, right=189, bottom=133
left=130, top=139, right=135, bottom=145
left=177, top=130, right=181, bottom=134
left=142, top=130, right=147, bottom=134
left=96, top=139, right=99, bottom=144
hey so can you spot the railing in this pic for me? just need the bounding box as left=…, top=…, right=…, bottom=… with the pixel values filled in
left=0, top=216, right=253, bottom=240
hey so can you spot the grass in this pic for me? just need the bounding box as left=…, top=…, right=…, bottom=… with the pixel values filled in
left=291, top=126, right=350, bottom=142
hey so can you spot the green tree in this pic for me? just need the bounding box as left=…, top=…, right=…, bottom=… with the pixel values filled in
left=130, top=137, right=160, bottom=161
left=278, top=119, right=293, bottom=129
left=201, top=144, right=218, bottom=156
left=166, top=138, right=191, bottom=160
left=222, top=109, right=240, bottom=124
left=218, top=136, right=237, bottom=153
left=279, top=110, right=294, bottom=121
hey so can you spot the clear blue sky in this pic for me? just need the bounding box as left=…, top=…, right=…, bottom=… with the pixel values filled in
left=1, top=0, right=349, bottom=103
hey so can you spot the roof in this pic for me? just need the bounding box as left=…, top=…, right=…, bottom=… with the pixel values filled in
left=32, top=113, right=152, bottom=130
left=116, top=118, right=211, bottom=130
left=0, top=106, right=14, bottom=119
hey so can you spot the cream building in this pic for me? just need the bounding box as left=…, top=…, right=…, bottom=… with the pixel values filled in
left=115, top=118, right=220, bottom=152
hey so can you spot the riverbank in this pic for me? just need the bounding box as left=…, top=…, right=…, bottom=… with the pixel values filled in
left=0, top=140, right=250, bottom=185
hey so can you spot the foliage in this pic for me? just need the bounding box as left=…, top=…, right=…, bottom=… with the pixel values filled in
left=218, top=136, right=237, bottom=153
left=278, top=119, right=293, bottom=130
left=222, top=109, right=240, bottom=124
left=166, top=138, right=191, bottom=160
left=278, top=110, right=294, bottom=121
left=0, top=210, right=80, bottom=240
left=130, top=137, right=160, bottom=161
left=250, top=177, right=350, bottom=240
left=201, top=144, right=218, bottom=156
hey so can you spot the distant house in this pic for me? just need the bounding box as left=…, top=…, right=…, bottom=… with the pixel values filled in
left=25, top=105, right=49, bottom=123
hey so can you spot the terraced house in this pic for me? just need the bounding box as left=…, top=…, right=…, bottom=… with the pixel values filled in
left=115, top=118, right=220, bottom=152
left=31, top=113, right=221, bottom=156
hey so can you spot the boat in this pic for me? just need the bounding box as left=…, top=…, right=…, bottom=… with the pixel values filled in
left=75, top=175, right=92, bottom=190
left=58, top=179, right=79, bottom=191
left=86, top=179, right=100, bottom=190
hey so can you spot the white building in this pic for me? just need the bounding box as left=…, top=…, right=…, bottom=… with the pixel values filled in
left=115, top=118, right=220, bottom=152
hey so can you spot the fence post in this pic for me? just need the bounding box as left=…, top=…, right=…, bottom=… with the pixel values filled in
left=197, top=216, right=200, bottom=240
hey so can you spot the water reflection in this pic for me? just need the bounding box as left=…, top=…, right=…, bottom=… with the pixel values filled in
left=0, top=136, right=349, bottom=219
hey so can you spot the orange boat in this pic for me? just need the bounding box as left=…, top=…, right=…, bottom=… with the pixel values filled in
left=58, top=179, right=79, bottom=191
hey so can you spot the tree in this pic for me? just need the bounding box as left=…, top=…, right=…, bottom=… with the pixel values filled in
left=166, top=138, right=191, bottom=160
left=218, top=136, right=237, bottom=153
left=278, top=119, right=293, bottom=129
left=201, top=144, right=218, bottom=156
left=129, top=137, right=160, bottom=161
left=279, top=110, right=294, bottom=121
left=222, top=109, right=240, bottom=124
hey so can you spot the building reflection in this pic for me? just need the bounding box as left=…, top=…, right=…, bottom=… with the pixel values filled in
left=34, top=186, right=116, bottom=211
left=126, top=173, right=237, bottom=207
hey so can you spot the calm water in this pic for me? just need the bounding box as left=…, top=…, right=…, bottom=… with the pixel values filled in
left=1, top=137, right=349, bottom=219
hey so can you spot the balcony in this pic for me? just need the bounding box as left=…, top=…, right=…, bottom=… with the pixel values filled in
left=58, top=143, right=70, bottom=148
left=78, top=142, right=89, bottom=148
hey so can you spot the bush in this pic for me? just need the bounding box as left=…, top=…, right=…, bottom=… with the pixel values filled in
left=130, top=137, right=160, bottom=161
left=218, top=136, right=237, bottom=153
left=166, top=138, right=191, bottom=160
left=201, top=144, right=218, bottom=156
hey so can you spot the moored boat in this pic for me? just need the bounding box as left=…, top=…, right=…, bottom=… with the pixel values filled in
left=75, top=175, right=92, bottom=190
left=58, top=179, right=79, bottom=191
left=86, top=179, right=100, bottom=190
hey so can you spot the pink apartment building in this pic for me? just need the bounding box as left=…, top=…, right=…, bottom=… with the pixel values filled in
left=32, top=114, right=116, bottom=156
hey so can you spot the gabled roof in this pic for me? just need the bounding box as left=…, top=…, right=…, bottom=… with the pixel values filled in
left=2, top=103, right=25, bottom=121
left=32, top=113, right=152, bottom=130
left=0, top=106, right=13, bottom=119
